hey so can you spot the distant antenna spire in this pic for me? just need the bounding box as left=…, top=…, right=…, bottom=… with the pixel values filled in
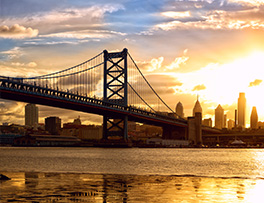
left=197, top=94, right=199, bottom=101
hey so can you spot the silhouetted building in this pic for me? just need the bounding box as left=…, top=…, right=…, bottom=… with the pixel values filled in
left=224, top=114, right=227, bottom=128
left=215, top=104, right=224, bottom=129
left=45, top=117, right=61, bottom=135
left=250, top=106, right=258, bottom=129
left=175, top=102, right=184, bottom=118
left=73, top=116, right=81, bottom=125
left=227, top=119, right=235, bottom=129
left=258, top=121, right=264, bottom=129
left=238, top=93, right=246, bottom=128
left=25, top=104, right=38, bottom=128
left=203, top=118, right=212, bottom=127
left=193, top=97, right=202, bottom=118
left=235, top=109, right=238, bottom=128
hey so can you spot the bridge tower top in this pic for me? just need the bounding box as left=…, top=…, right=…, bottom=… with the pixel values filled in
left=103, top=48, right=128, bottom=106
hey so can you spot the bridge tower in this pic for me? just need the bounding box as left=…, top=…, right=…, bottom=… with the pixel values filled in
left=103, top=48, right=128, bottom=141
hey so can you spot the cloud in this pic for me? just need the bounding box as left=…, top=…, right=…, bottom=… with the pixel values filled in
left=192, top=84, right=206, bottom=91
left=0, top=47, right=23, bottom=59
left=0, top=24, right=38, bottom=39
left=0, top=100, right=25, bottom=124
left=11, top=62, right=37, bottom=68
left=1, top=5, right=124, bottom=37
left=161, top=11, right=191, bottom=18
left=165, top=49, right=189, bottom=70
left=40, top=30, right=126, bottom=39
left=136, top=57, right=164, bottom=72
left=249, top=79, right=262, bottom=87
left=155, top=1, right=264, bottom=31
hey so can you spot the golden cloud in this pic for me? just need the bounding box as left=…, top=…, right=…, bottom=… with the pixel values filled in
left=155, top=9, right=264, bottom=31
left=249, top=79, right=262, bottom=87
left=0, top=24, right=38, bottom=39
left=192, top=84, right=206, bottom=91
left=161, top=11, right=191, bottom=18
left=165, top=49, right=189, bottom=70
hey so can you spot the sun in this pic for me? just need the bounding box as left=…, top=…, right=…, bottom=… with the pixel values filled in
left=173, top=51, right=264, bottom=124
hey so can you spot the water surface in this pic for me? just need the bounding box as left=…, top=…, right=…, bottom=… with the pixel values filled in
left=1, top=147, right=264, bottom=202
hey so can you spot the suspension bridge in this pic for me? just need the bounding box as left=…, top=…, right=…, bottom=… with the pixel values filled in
left=0, top=48, right=215, bottom=145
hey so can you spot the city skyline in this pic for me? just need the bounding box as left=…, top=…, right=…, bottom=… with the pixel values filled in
left=18, top=91, right=256, bottom=129
left=1, top=0, right=264, bottom=126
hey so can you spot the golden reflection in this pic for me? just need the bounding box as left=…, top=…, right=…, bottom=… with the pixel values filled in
left=1, top=172, right=264, bottom=202
left=244, top=180, right=264, bottom=203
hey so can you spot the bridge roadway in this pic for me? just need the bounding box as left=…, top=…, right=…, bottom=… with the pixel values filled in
left=0, top=78, right=188, bottom=129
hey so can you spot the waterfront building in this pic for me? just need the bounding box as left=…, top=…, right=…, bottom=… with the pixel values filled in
left=238, top=92, right=246, bottom=128
left=25, top=103, right=38, bottom=128
left=175, top=102, right=184, bottom=118
left=193, top=97, right=202, bottom=118
left=215, top=104, right=224, bottom=129
left=250, top=106, right=258, bottom=129
left=203, top=118, right=212, bottom=127
left=45, top=117, right=61, bottom=135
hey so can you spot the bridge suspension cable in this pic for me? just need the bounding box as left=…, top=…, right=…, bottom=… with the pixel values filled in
left=127, top=52, right=181, bottom=117
left=18, top=51, right=104, bottom=80
left=1, top=48, right=183, bottom=119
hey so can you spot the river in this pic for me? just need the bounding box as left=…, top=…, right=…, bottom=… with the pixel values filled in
left=1, top=147, right=264, bottom=202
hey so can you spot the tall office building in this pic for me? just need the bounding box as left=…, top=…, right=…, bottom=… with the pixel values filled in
left=193, top=97, right=202, bottom=118
left=250, top=106, right=258, bottom=129
left=224, top=114, right=227, bottom=128
left=237, top=92, right=246, bottom=128
left=175, top=102, right=184, bottom=118
left=215, top=104, right=224, bottom=129
left=45, top=116, right=61, bottom=135
left=203, top=118, right=212, bottom=127
left=25, top=103, right=38, bottom=127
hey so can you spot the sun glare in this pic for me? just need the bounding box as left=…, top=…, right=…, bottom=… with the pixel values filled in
left=175, top=51, right=264, bottom=123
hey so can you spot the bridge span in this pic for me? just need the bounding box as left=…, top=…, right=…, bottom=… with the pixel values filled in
left=0, top=48, right=220, bottom=145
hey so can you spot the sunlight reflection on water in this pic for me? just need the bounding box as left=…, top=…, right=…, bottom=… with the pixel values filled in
left=2, top=147, right=264, bottom=202
left=1, top=172, right=264, bottom=202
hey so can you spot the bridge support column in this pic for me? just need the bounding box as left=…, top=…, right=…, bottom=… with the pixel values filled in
left=102, top=48, right=129, bottom=142
left=103, top=115, right=128, bottom=141
left=188, top=112, right=202, bottom=146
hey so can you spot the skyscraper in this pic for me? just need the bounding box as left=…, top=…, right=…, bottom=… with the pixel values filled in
left=238, top=92, right=246, bottom=128
left=193, top=97, right=202, bottom=118
left=175, top=102, right=184, bottom=118
left=45, top=117, right=61, bottom=135
left=250, top=106, right=258, bottom=129
left=215, top=104, right=224, bottom=129
left=25, top=103, right=38, bottom=127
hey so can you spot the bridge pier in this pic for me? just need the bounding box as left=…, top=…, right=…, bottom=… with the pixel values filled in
left=102, top=115, right=128, bottom=141
left=162, top=125, right=187, bottom=140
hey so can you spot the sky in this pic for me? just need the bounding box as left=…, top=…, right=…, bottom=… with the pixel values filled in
left=1, top=0, right=264, bottom=127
